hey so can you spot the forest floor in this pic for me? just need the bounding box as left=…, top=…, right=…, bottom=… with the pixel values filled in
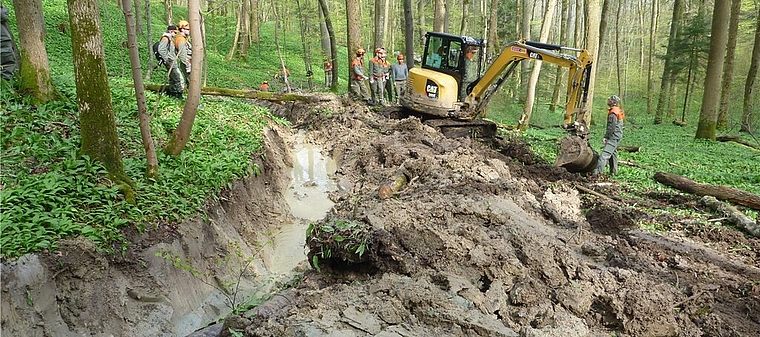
left=224, top=97, right=760, bottom=337
left=2, top=96, right=758, bottom=337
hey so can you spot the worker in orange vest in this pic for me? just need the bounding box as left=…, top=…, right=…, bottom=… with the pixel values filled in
left=260, top=81, right=270, bottom=92
left=594, top=95, right=625, bottom=175
left=349, top=48, right=370, bottom=104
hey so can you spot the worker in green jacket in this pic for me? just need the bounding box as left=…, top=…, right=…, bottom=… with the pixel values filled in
left=594, top=95, right=625, bottom=175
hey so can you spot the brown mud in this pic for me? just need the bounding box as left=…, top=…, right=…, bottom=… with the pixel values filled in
left=2, top=95, right=758, bottom=337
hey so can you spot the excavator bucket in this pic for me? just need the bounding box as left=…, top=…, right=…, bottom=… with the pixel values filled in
left=554, top=135, right=598, bottom=173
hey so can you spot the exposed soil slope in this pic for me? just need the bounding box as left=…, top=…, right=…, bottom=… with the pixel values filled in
left=227, top=99, right=759, bottom=337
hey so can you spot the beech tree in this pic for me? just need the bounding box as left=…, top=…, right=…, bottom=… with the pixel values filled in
left=696, top=0, right=730, bottom=140
left=654, top=0, right=683, bottom=124
left=741, top=4, right=759, bottom=133
left=121, top=0, right=158, bottom=179
left=12, top=0, right=56, bottom=103
left=67, top=0, right=133, bottom=198
left=716, top=0, right=741, bottom=130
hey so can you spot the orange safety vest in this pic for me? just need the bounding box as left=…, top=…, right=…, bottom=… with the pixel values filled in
left=350, top=58, right=364, bottom=79
left=174, top=34, right=187, bottom=49
left=608, top=106, right=625, bottom=121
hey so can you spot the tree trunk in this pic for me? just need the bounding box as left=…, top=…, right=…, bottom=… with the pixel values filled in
left=226, top=0, right=242, bottom=61
left=518, top=0, right=556, bottom=132
left=250, top=0, right=259, bottom=43
left=646, top=0, right=658, bottom=116
left=695, top=0, right=729, bottom=140
left=346, top=0, right=362, bottom=92
left=373, top=0, right=385, bottom=48
left=654, top=172, right=760, bottom=211
left=487, top=0, right=499, bottom=60
left=67, top=0, right=133, bottom=198
left=579, top=0, right=602, bottom=127
left=164, top=0, right=203, bottom=156
left=144, top=0, right=154, bottom=80
left=270, top=0, right=290, bottom=92
left=318, top=0, right=331, bottom=58
left=121, top=0, right=158, bottom=179
left=164, top=0, right=172, bottom=24
left=716, top=0, right=740, bottom=130
left=417, top=0, right=425, bottom=46
left=655, top=0, right=682, bottom=125
left=459, top=0, right=470, bottom=35
left=12, top=0, right=56, bottom=103
left=404, top=0, right=414, bottom=69
left=551, top=0, right=569, bottom=112
left=742, top=5, right=759, bottom=133
left=554, top=135, right=598, bottom=173
left=239, top=0, right=249, bottom=59
left=318, top=0, right=339, bottom=91
left=133, top=0, right=142, bottom=36
left=433, top=0, right=445, bottom=32
left=295, top=0, right=313, bottom=90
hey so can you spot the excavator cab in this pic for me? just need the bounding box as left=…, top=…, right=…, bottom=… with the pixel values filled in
left=401, top=32, right=486, bottom=119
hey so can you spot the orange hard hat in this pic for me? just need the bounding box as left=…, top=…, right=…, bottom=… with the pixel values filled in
left=397, top=54, right=404, bottom=60
left=177, top=20, right=189, bottom=30
left=356, top=48, right=365, bottom=55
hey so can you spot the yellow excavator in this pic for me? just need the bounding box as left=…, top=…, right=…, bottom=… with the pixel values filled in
left=398, top=31, right=593, bottom=138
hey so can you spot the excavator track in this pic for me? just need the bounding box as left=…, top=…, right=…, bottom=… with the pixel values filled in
left=379, top=106, right=497, bottom=139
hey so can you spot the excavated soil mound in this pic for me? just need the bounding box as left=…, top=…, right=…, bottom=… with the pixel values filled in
left=227, top=99, right=759, bottom=337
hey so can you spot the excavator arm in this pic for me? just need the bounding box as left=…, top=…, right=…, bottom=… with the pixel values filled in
left=463, top=40, right=593, bottom=126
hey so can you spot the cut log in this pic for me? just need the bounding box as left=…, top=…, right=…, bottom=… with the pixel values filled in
left=699, top=196, right=760, bottom=237
left=672, top=120, right=687, bottom=127
left=653, top=171, right=760, bottom=211
left=716, top=135, right=760, bottom=151
left=554, top=135, right=598, bottom=173
left=134, top=84, right=336, bottom=103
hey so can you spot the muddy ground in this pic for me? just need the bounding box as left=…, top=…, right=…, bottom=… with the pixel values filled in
left=2, top=96, right=758, bottom=337
left=224, top=97, right=759, bottom=337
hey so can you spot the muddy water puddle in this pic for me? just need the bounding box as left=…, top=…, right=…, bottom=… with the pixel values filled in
left=261, top=131, right=337, bottom=276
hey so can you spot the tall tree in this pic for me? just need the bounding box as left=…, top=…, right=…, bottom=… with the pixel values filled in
left=239, top=0, right=250, bottom=59
left=518, top=0, right=557, bottom=131
left=164, top=0, right=204, bottom=155
left=373, top=0, right=386, bottom=48
left=696, top=0, right=730, bottom=140
left=579, top=0, right=602, bottom=127
left=551, top=0, right=570, bottom=111
left=716, top=0, right=741, bottom=130
left=404, top=0, right=414, bottom=69
left=741, top=3, right=759, bottom=133
left=459, top=0, right=471, bottom=35
left=12, top=0, right=56, bottom=103
left=646, top=0, right=658, bottom=116
left=487, top=0, right=499, bottom=60
left=434, top=0, right=445, bottom=32
left=346, top=0, right=362, bottom=92
left=121, top=0, right=158, bottom=179
left=144, top=0, right=155, bottom=80
left=295, top=0, right=313, bottom=90
left=67, top=0, right=133, bottom=196
left=654, top=0, right=683, bottom=124
left=417, top=0, right=426, bottom=46
left=318, top=0, right=339, bottom=90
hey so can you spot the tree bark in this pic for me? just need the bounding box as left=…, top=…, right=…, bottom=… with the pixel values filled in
left=270, top=0, right=290, bottom=92
left=144, top=0, right=154, bottom=80
left=67, top=0, right=133, bottom=199
left=742, top=5, right=759, bottom=133
left=373, top=0, right=386, bottom=48
left=653, top=172, right=760, bottom=211
left=646, top=0, right=658, bottom=116
left=295, top=0, right=313, bottom=90
left=717, top=0, right=741, bottom=131
left=404, top=0, right=414, bottom=69
left=121, top=0, right=159, bottom=179
left=550, top=0, right=569, bottom=112
left=164, top=0, right=203, bottom=156
left=12, top=0, right=56, bottom=103
left=433, top=0, right=445, bottom=32
left=696, top=0, right=730, bottom=140
left=487, top=0, right=499, bottom=60
left=346, top=0, right=362, bottom=92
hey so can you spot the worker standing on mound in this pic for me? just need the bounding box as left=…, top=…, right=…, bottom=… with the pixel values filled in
left=593, top=95, right=625, bottom=176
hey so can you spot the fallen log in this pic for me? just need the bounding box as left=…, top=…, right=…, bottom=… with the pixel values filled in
left=716, top=135, right=760, bottom=151
left=133, top=84, right=335, bottom=103
left=653, top=171, right=760, bottom=211
left=699, top=196, right=760, bottom=237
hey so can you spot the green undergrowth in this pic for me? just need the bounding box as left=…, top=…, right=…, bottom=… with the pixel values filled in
left=0, top=78, right=285, bottom=259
